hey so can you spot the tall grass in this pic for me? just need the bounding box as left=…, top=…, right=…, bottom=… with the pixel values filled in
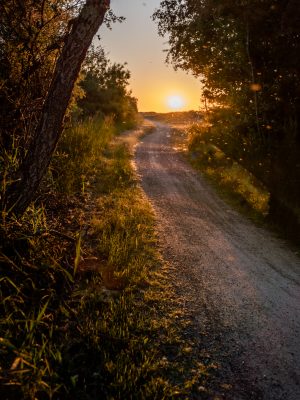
left=1, top=117, right=211, bottom=399
left=187, top=123, right=270, bottom=217
left=0, top=116, right=131, bottom=398
left=51, top=115, right=116, bottom=193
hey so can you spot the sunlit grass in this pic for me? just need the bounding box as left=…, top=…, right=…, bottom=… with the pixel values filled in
left=51, top=115, right=117, bottom=193
left=0, top=118, right=213, bottom=399
left=186, top=123, right=270, bottom=218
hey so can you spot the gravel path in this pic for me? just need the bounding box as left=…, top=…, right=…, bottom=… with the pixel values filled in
left=135, top=121, right=300, bottom=400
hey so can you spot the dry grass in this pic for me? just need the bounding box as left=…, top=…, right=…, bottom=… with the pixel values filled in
left=171, top=122, right=270, bottom=220
left=0, top=118, right=213, bottom=399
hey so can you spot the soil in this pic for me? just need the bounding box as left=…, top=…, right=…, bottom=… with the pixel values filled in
left=135, top=120, right=300, bottom=400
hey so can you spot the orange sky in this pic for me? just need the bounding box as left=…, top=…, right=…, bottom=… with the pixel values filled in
left=98, top=0, right=202, bottom=112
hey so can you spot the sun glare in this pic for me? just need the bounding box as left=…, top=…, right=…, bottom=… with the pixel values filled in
left=167, top=95, right=186, bottom=110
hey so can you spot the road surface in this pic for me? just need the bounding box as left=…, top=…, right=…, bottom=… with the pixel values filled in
left=135, top=121, right=300, bottom=399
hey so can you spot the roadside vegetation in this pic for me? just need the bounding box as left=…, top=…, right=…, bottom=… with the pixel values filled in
left=186, top=122, right=270, bottom=219
left=1, top=118, right=217, bottom=399
left=154, top=1, right=300, bottom=242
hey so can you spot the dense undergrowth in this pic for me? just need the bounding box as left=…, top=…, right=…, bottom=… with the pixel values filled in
left=185, top=117, right=300, bottom=245
left=0, top=117, right=213, bottom=399
left=153, top=111, right=270, bottom=223
left=186, top=122, right=270, bottom=220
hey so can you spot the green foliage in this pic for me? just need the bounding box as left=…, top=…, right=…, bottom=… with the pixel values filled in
left=187, top=123, right=269, bottom=217
left=51, top=116, right=117, bottom=193
left=154, top=0, right=300, bottom=120
left=78, top=46, right=138, bottom=123
left=0, top=204, right=75, bottom=398
left=0, top=3, right=133, bottom=211
left=0, top=0, right=80, bottom=153
left=50, top=113, right=140, bottom=195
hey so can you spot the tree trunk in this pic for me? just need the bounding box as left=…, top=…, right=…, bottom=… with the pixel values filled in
left=5, top=0, right=110, bottom=216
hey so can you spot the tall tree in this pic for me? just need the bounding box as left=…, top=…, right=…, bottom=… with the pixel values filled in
left=4, top=0, right=110, bottom=216
left=78, top=45, right=138, bottom=122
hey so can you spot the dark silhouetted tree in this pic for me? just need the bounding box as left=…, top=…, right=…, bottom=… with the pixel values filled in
left=2, top=0, right=110, bottom=216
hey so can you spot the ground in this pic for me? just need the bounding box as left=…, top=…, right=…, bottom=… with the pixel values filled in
left=135, top=120, right=300, bottom=400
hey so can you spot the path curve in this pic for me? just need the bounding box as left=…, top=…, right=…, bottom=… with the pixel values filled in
left=135, top=121, right=300, bottom=400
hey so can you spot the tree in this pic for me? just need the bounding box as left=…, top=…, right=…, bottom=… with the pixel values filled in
left=78, top=45, right=138, bottom=122
left=3, top=0, right=110, bottom=216
left=0, top=0, right=77, bottom=153
left=154, top=0, right=300, bottom=143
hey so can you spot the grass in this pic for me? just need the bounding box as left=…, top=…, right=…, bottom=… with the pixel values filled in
left=0, top=116, right=214, bottom=399
left=182, top=123, right=270, bottom=221
left=50, top=115, right=118, bottom=194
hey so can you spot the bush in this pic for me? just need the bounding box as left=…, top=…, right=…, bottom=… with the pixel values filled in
left=50, top=116, right=116, bottom=194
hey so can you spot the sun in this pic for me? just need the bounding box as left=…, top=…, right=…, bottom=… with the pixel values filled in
left=166, top=95, right=186, bottom=110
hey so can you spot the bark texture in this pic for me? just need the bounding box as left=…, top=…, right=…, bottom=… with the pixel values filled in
left=6, top=0, right=110, bottom=216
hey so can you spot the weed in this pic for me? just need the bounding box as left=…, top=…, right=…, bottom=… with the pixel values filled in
left=1, top=119, right=212, bottom=399
left=50, top=115, right=117, bottom=194
left=186, top=123, right=270, bottom=218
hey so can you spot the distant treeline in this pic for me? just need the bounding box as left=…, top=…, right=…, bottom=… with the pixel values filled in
left=154, top=1, right=300, bottom=235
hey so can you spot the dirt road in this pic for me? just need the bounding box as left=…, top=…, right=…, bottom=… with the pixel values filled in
left=135, top=121, right=300, bottom=399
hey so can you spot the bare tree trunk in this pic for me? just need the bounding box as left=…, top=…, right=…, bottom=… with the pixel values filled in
left=5, top=0, right=110, bottom=216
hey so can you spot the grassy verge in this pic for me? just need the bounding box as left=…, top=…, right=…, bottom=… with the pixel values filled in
left=173, top=122, right=270, bottom=222
left=1, top=117, right=213, bottom=399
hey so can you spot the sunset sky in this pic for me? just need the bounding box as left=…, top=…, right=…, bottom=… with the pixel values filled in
left=98, top=0, right=202, bottom=112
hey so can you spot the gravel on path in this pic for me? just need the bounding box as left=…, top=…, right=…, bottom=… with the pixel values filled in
left=135, top=120, right=300, bottom=400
